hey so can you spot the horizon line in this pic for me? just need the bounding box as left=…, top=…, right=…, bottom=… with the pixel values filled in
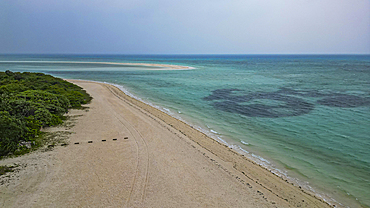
left=0, top=53, right=369, bottom=56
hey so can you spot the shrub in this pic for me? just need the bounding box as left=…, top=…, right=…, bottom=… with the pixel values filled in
left=0, top=71, right=92, bottom=156
left=0, top=111, right=26, bottom=155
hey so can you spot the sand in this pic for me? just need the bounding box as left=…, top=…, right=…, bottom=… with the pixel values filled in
left=0, top=80, right=334, bottom=208
left=0, top=61, right=192, bottom=70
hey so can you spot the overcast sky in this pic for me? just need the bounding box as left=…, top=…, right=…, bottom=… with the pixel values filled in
left=0, top=0, right=369, bottom=54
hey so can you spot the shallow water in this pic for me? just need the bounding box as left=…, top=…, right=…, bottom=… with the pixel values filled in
left=1, top=54, right=369, bottom=207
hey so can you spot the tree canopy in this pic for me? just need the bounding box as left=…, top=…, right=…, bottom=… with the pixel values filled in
left=0, top=71, right=92, bottom=156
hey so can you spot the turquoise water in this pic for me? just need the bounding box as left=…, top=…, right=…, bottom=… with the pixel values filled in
left=1, top=55, right=369, bottom=207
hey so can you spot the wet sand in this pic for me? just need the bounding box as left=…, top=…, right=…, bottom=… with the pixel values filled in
left=0, top=80, right=333, bottom=207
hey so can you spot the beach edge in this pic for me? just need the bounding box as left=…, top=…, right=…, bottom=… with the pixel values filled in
left=68, top=79, right=335, bottom=208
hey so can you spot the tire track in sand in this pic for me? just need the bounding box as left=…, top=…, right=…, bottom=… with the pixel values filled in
left=104, top=85, right=150, bottom=207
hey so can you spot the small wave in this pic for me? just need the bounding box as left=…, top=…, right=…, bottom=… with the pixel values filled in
left=233, top=145, right=249, bottom=154
left=251, top=153, right=271, bottom=164
left=163, top=108, right=171, bottom=112
left=210, top=129, right=218, bottom=134
left=215, top=136, right=228, bottom=145
left=240, top=140, right=250, bottom=145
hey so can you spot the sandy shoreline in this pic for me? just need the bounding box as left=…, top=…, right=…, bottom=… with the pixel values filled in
left=0, top=80, right=334, bottom=207
left=0, top=61, right=193, bottom=70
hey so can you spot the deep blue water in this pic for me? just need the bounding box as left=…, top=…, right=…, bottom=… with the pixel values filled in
left=1, top=54, right=369, bottom=207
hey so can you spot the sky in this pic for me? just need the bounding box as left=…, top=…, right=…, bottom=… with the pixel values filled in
left=0, top=0, right=369, bottom=54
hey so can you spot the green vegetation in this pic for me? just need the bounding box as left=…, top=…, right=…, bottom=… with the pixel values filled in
left=0, top=71, right=92, bottom=156
left=0, top=165, right=16, bottom=176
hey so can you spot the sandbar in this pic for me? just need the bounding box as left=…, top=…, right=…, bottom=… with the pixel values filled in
left=0, top=61, right=193, bottom=70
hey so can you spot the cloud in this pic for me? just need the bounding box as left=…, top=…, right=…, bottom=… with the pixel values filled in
left=0, top=0, right=369, bottom=53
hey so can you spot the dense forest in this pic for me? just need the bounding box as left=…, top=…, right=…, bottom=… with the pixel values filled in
left=0, top=71, right=92, bottom=156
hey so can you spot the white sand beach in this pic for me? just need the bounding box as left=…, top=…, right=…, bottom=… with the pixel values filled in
left=0, top=80, right=333, bottom=207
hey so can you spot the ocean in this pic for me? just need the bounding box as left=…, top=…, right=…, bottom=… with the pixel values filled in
left=1, top=54, right=369, bottom=207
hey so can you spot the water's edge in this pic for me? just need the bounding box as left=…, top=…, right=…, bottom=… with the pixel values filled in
left=70, top=78, right=342, bottom=207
